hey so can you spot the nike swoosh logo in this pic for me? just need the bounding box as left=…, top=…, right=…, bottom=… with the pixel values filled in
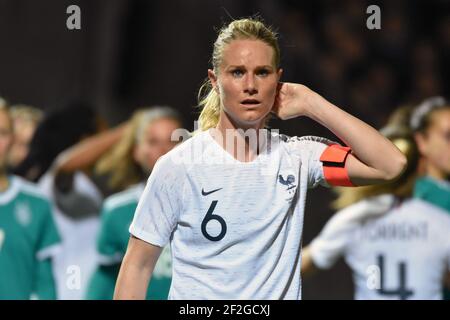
left=201, top=188, right=223, bottom=196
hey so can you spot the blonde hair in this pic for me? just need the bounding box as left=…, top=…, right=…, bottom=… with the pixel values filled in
left=333, top=106, right=419, bottom=210
left=0, top=97, right=7, bottom=109
left=95, top=106, right=181, bottom=191
left=198, top=18, right=280, bottom=131
left=0, top=98, right=12, bottom=129
left=10, top=104, right=43, bottom=126
left=410, top=96, right=450, bottom=133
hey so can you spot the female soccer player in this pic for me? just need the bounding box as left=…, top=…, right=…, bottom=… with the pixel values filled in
left=7, top=104, right=43, bottom=170
left=114, top=18, right=406, bottom=300
left=411, top=97, right=450, bottom=213
left=0, top=103, right=60, bottom=299
left=49, top=106, right=180, bottom=299
left=410, top=96, right=450, bottom=298
left=86, top=107, right=182, bottom=300
left=301, top=107, right=450, bottom=300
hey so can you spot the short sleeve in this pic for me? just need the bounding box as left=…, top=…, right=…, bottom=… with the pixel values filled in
left=36, top=202, right=61, bottom=261
left=129, top=155, right=184, bottom=247
left=97, top=207, right=122, bottom=265
left=308, top=209, right=356, bottom=270
left=308, top=195, right=394, bottom=269
left=284, top=136, right=337, bottom=189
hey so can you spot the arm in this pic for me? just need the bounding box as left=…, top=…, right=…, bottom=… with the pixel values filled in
left=273, top=83, right=407, bottom=186
left=301, top=199, right=385, bottom=278
left=53, top=122, right=129, bottom=174
left=114, top=236, right=162, bottom=300
left=301, top=246, right=320, bottom=278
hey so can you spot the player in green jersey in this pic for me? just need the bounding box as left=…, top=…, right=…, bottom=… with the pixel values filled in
left=410, top=96, right=450, bottom=298
left=86, top=106, right=182, bottom=299
left=86, top=184, right=172, bottom=299
left=0, top=102, right=60, bottom=300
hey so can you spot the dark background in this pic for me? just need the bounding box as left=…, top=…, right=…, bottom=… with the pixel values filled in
left=0, top=0, right=448, bottom=299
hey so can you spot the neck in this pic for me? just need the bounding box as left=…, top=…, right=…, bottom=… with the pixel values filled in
left=214, top=113, right=267, bottom=162
left=426, top=163, right=450, bottom=182
left=0, top=172, right=9, bottom=193
left=216, top=111, right=264, bottom=132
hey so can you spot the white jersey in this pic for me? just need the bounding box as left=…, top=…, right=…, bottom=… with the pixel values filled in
left=130, top=129, right=333, bottom=300
left=309, top=195, right=450, bottom=300
left=38, top=171, right=103, bottom=300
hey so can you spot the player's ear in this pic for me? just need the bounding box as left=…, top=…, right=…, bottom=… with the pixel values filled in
left=208, top=69, right=219, bottom=94
left=277, top=68, right=283, bottom=81
left=414, top=132, right=427, bottom=155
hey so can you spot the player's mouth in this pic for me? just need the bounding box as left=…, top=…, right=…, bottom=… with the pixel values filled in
left=240, top=99, right=261, bottom=107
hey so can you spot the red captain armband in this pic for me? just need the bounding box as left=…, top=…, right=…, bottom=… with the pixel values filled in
left=319, top=144, right=354, bottom=187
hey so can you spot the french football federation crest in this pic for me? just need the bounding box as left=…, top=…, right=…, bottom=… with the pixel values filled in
left=278, top=173, right=297, bottom=200
left=279, top=174, right=296, bottom=190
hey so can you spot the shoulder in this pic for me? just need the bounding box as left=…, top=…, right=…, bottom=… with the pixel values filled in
left=330, top=194, right=396, bottom=226
left=403, top=198, right=450, bottom=222
left=402, top=199, right=450, bottom=246
left=103, top=183, right=143, bottom=213
left=165, top=130, right=205, bottom=157
left=153, top=130, right=210, bottom=174
left=275, top=133, right=337, bottom=157
left=13, top=176, right=51, bottom=206
left=279, top=134, right=337, bottom=146
left=11, top=176, right=53, bottom=225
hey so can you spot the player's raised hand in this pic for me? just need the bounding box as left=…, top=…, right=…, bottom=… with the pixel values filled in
left=271, top=82, right=317, bottom=120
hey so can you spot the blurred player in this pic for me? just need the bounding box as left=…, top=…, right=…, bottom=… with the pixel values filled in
left=15, top=102, right=103, bottom=299
left=86, top=107, right=182, bottom=299
left=0, top=103, right=60, bottom=299
left=412, top=97, right=450, bottom=214
left=7, top=104, right=43, bottom=169
left=114, top=18, right=405, bottom=300
left=302, top=107, right=450, bottom=299
left=0, top=97, right=7, bottom=109
left=410, top=96, right=450, bottom=299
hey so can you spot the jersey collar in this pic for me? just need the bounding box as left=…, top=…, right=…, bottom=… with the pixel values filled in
left=0, top=175, right=19, bottom=205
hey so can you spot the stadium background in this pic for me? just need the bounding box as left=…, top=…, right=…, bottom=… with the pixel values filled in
left=0, top=0, right=448, bottom=299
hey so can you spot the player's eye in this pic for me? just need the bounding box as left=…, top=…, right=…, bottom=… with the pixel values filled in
left=231, top=69, right=244, bottom=78
left=257, top=68, right=270, bottom=77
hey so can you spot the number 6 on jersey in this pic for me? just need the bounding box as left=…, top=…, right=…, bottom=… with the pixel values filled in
left=201, top=201, right=227, bottom=241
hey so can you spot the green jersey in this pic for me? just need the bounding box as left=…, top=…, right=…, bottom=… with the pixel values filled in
left=414, top=176, right=450, bottom=213
left=86, top=184, right=172, bottom=300
left=414, top=176, right=450, bottom=300
left=0, top=175, right=60, bottom=299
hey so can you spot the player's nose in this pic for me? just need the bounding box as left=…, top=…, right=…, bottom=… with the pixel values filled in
left=243, top=74, right=258, bottom=95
